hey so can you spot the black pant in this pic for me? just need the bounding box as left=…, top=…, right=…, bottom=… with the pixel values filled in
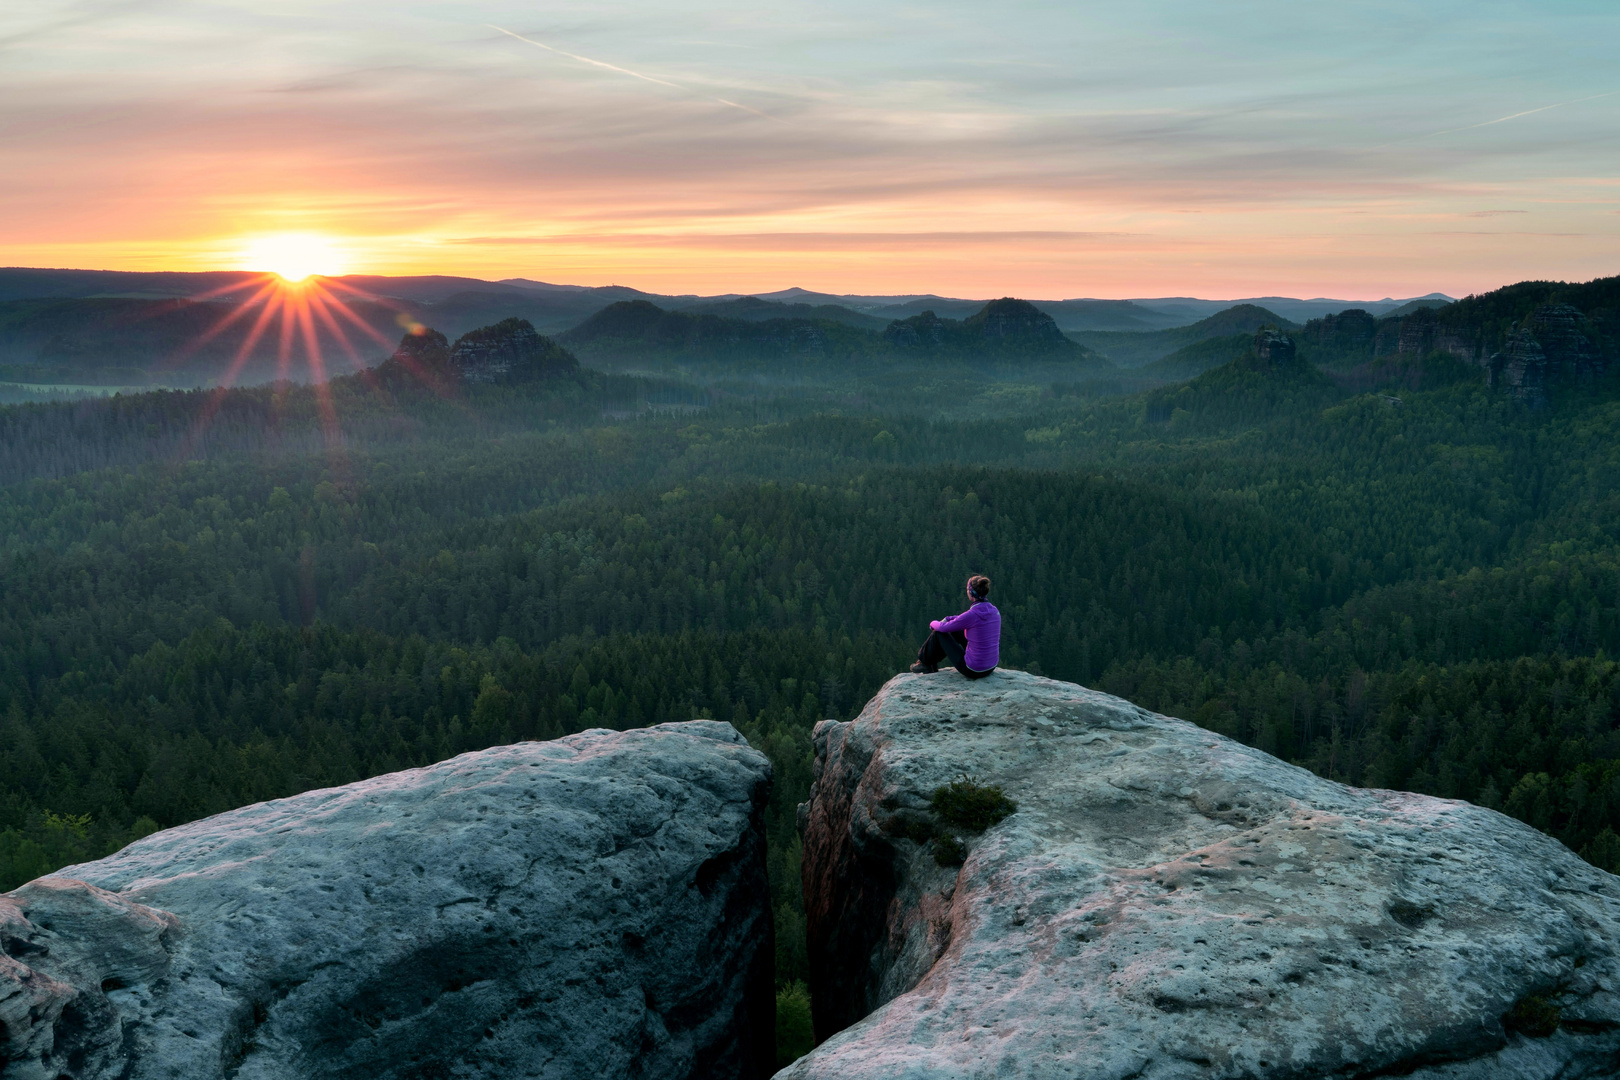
left=918, top=630, right=995, bottom=679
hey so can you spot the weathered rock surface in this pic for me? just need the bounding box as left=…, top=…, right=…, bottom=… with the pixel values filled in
left=787, top=670, right=1620, bottom=1080
left=1251, top=328, right=1296, bottom=366
left=1488, top=304, right=1606, bottom=406
left=0, top=722, right=774, bottom=1080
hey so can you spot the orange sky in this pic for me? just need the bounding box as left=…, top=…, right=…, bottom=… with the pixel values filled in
left=3, top=2, right=1617, bottom=299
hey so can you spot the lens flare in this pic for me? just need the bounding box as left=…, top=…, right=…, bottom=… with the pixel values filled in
left=239, top=233, right=348, bottom=282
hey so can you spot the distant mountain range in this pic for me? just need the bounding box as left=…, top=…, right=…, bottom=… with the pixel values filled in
left=558, top=297, right=1110, bottom=376
left=0, top=267, right=1454, bottom=334
left=7, top=265, right=1615, bottom=394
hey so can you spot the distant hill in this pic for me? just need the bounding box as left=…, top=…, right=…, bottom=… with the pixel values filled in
left=871, top=297, right=1180, bottom=333
left=1120, top=293, right=1455, bottom=324
left=1294, top=274, right=1619, bottom=394
left=884, top=298, right=1094, bottom=361
left=668, top=296, right=888, bottom=331
left=1144, top=329, right=1338, bottom=423
left=1380, top=297, right=1453, bottom=319
left=0, top=295, right=407, bottom=385
left=559, top=299, right=882, bottom=369
left=1072, top=304, right=1298, bottom=368
left=0, top=288, right=624, bottom=385
left=1135, top=334, right=1255, bottom=381
left=0, top=267, right=1462, bottom=338
left=376, top=318, right=579, bottom=388
left=561, top=296, right=1112, bottom=374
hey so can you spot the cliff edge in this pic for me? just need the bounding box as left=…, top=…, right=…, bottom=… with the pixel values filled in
left=786, top=670, right=1620, bottom=1079
left=0, top=721, right=774, bottom=1080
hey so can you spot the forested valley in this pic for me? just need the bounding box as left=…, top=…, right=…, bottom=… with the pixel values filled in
left=5, top=275, right=1620, bottom=1013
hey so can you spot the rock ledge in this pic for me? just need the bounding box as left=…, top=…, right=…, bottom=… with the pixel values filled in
left=1, top=721, right=773, bottom=1080
left=787, top=670, right=1620, bottom=1080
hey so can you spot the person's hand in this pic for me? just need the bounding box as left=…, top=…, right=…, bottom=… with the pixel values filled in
left=930, top=620, right=941, bottom=630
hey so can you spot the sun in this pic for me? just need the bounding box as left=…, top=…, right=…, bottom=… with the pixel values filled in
left=239, top=233, right=348, bottom=283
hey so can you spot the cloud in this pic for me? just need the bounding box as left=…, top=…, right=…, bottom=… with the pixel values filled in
left=2, top=0, right=1618, bottom=296
left=0, top=0, right=152, bottom=51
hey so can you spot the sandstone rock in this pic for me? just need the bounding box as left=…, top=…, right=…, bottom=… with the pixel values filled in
left=1251, top=328, right=1295, bottom=366
left=1299, top=308, right=1376, bottom=357
left=387, top=326, right=451, bottom=370
left=0, top=722, right=774, bottom=1080
left=1486, top=305, right=1605, bottom=406
left=786, top=670, right=1620, bottom=1080
left=449, top=317, right=579, bottom=384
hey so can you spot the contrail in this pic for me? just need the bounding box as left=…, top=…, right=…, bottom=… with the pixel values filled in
left=487, top=23, right=778, bottom=119
left=1426, top=89, right=1620, bottom=138
left=488, top=24, right=682, bottom=89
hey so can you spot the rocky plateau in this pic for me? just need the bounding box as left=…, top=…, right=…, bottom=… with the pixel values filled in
left=786, top=670, right=1620, bottom=1080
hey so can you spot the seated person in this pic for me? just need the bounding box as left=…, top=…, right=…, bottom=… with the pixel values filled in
left=910, top=575, right=1000, bottom=679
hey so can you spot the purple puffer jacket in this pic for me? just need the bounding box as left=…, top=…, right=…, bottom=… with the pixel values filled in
left=931, top=601, right=1001, bottom=671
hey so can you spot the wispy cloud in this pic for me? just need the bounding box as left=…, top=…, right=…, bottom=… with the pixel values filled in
left=486, top=24, right=777, bottom=120
left=3, top=1, right=1618, bottom=297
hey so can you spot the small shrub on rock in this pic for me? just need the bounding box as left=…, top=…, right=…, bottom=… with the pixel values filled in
left=931, top=778, right=1017, bottom=831
left=934, top=835, right=967, bottom=867
left=1504, top=995, right=1561, bottom=1038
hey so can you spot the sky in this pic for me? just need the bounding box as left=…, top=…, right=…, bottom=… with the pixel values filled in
left=1, top=0, right=1617, bottom=298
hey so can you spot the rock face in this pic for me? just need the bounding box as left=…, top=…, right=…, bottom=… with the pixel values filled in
left=386, top=326, right=451, bottom=370
left=1301, top=308, right=1376, bottom=347
left=1251, top=327, right=1296, bottom=366
left=786, top=671, right=1620, bottom=1080
left=883, top=299, right=1079, bottom=360
left=0, top=722, right=775, bottom=1080
left=448, top=317, right=579, bottom=384
left=1488, top=304, right=1606, bottom=406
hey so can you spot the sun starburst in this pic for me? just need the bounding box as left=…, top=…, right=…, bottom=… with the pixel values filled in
left=239, top=233, right=348, bottom=283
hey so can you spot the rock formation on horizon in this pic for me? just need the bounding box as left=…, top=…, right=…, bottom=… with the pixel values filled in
left=1251, top=326, right=1296, bottom=367
left=448, top=317, right=579, bottom=384
left=0, top=722, right=774, bottom=1080
left=784, top=670, right=1620, bottom=1079
left=883, top=299, right=1086, bottom=361
left=1488, top=304, right=1607, bottom=407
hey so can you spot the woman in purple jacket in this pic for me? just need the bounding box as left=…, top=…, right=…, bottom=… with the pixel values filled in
left=910, top=574, right=1000, bottom=679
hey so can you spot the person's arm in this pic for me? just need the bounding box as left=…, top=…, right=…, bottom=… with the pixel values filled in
left=932, top=607, right=981, bottom=633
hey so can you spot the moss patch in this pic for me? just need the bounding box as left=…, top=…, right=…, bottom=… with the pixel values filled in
left=1504, top=995, right=1560, bottom=1038
left=931, top=779, right=1017, bottom=832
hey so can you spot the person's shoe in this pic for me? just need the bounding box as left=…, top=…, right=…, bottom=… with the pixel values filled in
left=909, top=662, right=932, bottom=674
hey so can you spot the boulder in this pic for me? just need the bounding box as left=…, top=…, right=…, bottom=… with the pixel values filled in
left=0, top=721, right=774, bottom=1080
left=786, top=670, right=1620, bottom=1080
